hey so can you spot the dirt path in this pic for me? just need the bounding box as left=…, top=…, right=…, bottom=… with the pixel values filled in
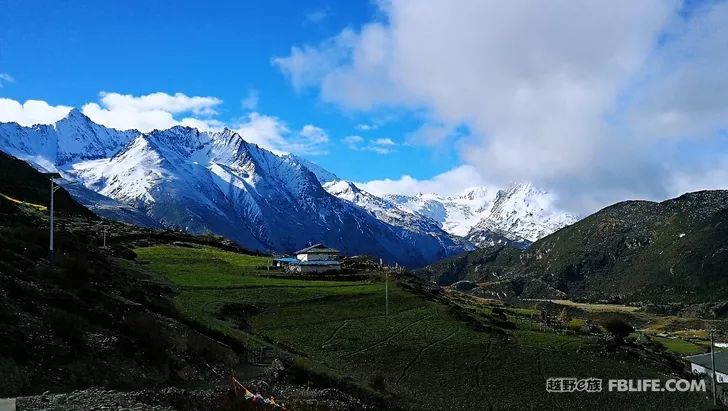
left=321, top=320, right=350, bottom=348
left=395, top=330, right=458, bottom=384
left=344, top=315, right=433, bottom=358
left=474, top=340, right=494, bottom=411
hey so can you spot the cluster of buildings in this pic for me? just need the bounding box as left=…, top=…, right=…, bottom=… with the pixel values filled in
left=274, top=244, right=341, bottom=274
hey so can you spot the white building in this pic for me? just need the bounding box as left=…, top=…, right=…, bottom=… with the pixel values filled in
left=275, top=244, right=341, bottom=274
left=685, top=352, right=728, bottom=383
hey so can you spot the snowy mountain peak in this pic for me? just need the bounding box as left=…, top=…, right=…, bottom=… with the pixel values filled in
left=386, top=183, right=578, bottom=245
left=457, top=186, right=490, bottom=201
left=56, top=107, right=89, bottom=124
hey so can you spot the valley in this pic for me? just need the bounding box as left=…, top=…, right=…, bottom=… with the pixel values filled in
left=0, top=150, right=722, bottom=410
left=134, top=244, right=711, bottom=410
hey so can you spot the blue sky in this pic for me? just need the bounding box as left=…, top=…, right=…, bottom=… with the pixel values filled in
left=1, top=1, right=727, bottom=214
left=0, top=0, right=459, bottom=184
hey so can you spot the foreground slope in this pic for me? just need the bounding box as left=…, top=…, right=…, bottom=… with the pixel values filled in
left=421, top=190, right=728, bottom=304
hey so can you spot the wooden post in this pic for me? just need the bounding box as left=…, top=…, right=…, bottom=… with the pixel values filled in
left=711, top=329, right=718, bottom=406
left=385, top=271, right=389, bottom=316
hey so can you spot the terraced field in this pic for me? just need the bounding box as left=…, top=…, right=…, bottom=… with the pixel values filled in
left=135, top=245, right=710, bottom=410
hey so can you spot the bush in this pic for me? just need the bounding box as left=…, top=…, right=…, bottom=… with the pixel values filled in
left=602, top=318, right=634, bottom=341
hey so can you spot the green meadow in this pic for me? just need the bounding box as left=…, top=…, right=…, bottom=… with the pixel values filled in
left=135, top=245, right=707, bottom=410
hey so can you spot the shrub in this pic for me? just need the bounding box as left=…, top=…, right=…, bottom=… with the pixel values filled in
left=602, top=318, right=634, bottom=341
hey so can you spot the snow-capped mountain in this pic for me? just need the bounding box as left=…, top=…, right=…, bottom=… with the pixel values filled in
left=0, top=110, right=470, bottom=267
left=291, top=162, right=476, bottom=254
left=466, top=183, right=578, bottom=244
left=386, top=187, right=493, bottom=237
left=0, top=108, right=137, bottom=170
left=386, top=184, right=578, bottom=248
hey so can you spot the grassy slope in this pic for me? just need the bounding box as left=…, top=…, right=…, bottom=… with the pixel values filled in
left=421, top=191, right=728, bottom=304
left=0, top=151, right=93, bottom=216
left=139, top=245, right=709, bottom=410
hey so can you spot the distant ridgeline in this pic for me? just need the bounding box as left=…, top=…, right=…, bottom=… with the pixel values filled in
left=419, top=190, right=728, bottom=304
left=0, top=110, right=582, bottom=268
left=0, top=111, right=473, bottom=268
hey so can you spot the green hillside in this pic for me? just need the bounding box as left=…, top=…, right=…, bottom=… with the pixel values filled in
left=0, top=151, right=93, bottom=216
left=421, top=190, right=728, bottom=304
left=138, top=244, right=708, bottom=410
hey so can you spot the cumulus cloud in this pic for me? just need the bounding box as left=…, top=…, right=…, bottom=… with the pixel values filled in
left=0, top=73, right=14, bottom=87
left=275, top=1, right=728, bottom=213
left=0, top=92, right=330, bottom=157
left=342, top=135, right=364, bottom=148
left=81, top=91, right=222, bottom=131
left=358, top=165, right=490, bottom=197
left=233, top=113, right=330, bottom=156
left=0, top=98, right=72, bottom=126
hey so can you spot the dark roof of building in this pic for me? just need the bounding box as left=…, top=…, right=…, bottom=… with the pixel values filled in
left=274, top=257, right=299, bottom=264
left=685, top=352, right=728, bottom=374
left=295, top=243, right=340, bottom=254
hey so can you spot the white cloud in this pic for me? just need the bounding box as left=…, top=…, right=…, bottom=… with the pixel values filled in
left=82, top=91, right=223, bottom=132
left=668, top=157, right=728, bottom=196
left=274, top=1, right=728, bottom=212
left=299, top=124, right=329, bottom=144
left=233, top=112, right=290, bottom=150
left=241, top=89, right=259, bottom=111
left=0, top=98, right=71, bottom=126
left=343, top=135, right=364, bottom=147
left=342, top=135, right=397, bottom=154
left=358, top=165, right=490, bottom=197
left=0, top=73, right=14, bottom=87
left=99, top=91, right=220, bottom=115
left=355, top=123, right=377, bottom=131
left=372, top=137, right=395, bottom=146
left=233, top=113, right=329, bottom=155
left=0, top=92, right=330, bottom=157
left=405, top=123, right=457, bottom=146
left=623, top=3, right=728, bottom=141
left=305, top=8, right=329, bottom=24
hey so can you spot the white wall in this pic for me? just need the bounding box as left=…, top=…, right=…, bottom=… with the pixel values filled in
left=297, top=252, right=334, bottom=261
left=692, top=364, right=728, bottom=383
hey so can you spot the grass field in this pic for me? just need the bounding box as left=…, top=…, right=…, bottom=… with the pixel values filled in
left=135, top=245, right=709, bottom=410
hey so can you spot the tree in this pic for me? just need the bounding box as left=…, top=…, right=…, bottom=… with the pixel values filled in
left=559, top=307, right=571, bottom=326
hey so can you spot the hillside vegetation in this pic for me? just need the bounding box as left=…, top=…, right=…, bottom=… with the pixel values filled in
left=421, top=190, right=728, bottom=304
left=138, top=245, right=709, bottom=410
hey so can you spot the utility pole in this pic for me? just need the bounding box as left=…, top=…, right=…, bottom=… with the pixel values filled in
left=50, top=179, right=55, bottom=266
left=385, top=271, right=389, bottom=316
left=43, top=173, right=62, bottom=268
left=711, top=329, right=718, bottom=406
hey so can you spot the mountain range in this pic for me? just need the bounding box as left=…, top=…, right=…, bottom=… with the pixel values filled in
left=386, top=184, right=577, bottom=248
left=0, top=110, right=576, bottom=266
left=420, top=190, right=728, bottom=304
